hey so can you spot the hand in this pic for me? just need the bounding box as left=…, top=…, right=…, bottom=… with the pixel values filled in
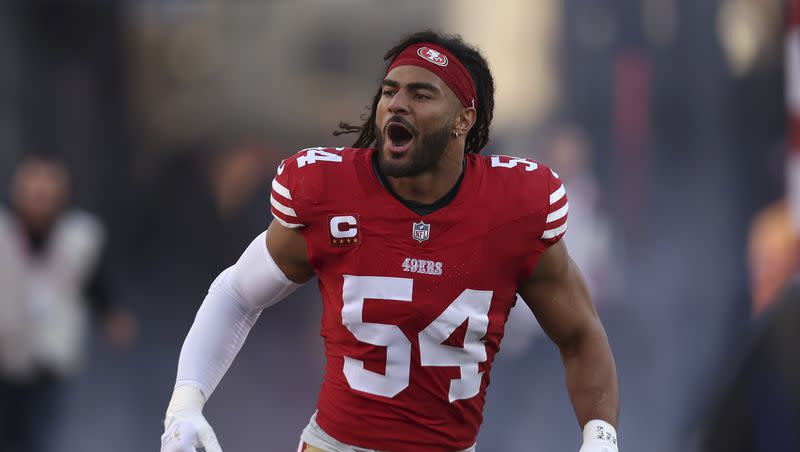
left=161, top=413, right=222, bottom=452
left=161, top=385, right=222, bottom=452
left=579, top=420, right=618, bottom=452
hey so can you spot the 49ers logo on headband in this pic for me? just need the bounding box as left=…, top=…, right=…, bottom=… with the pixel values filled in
left=390, top=42, right=476, bottom=108
left=417, top=47, right=448, bottom=66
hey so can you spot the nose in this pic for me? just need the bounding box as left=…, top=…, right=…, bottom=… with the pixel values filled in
left=387, top=90, right=410, bottom=115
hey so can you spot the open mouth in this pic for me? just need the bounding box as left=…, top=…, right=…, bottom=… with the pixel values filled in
left=386, top=122, right=414, bottom=153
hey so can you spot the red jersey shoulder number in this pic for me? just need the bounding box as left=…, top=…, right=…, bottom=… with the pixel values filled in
left=488, top=154, right=568, bottom=246
left=270, top=147, right=345, bottom=228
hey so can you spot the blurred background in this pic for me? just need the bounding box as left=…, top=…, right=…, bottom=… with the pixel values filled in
left=0, top=0, right=796, bottom=451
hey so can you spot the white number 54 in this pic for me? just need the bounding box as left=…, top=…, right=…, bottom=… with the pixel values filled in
left=341, top=275, right=492, bottom=402
left=296, top=147, right=344, bottom=167
left=490, top=155, right=538, bottom=171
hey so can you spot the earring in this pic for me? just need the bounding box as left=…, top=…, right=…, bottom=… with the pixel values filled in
left=453, top=131, right=459, bottom=138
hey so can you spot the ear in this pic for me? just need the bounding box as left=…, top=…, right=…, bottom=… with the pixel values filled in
left=453, top=106, right=477, bottom=137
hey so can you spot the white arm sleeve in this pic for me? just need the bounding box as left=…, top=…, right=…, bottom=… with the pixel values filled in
left=173, top=231, right=301, bottom=398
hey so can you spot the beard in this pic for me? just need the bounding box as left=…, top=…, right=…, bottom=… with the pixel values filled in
left=375, top=121, right=452, bottom=178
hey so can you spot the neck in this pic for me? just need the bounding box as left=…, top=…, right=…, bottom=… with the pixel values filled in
left=385, top=145, right=465, bottom=204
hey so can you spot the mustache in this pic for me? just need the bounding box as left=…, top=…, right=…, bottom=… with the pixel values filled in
left=384, top=116, right=418, bottom=136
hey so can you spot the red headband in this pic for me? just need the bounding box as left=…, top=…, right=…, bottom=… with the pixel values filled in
left=387, top=42, right=477, bottom=109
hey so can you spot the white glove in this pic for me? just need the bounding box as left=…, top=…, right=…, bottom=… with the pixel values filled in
left=161, top=385, right=223, bottom=452
left=578, top=419, right=618, bottom=452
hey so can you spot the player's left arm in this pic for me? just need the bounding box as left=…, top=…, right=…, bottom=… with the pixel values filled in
left=517, top=240, right=619, bottom=451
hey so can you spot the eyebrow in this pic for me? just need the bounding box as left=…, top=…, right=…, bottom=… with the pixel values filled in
left=382, top=79, right=441, bottom=93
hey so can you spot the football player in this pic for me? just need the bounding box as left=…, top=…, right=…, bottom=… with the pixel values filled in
left=161, top=30, right=619, bottom=452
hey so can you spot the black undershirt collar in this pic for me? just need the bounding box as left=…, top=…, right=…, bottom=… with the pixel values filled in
left=371, top=151, right=466, bottom=216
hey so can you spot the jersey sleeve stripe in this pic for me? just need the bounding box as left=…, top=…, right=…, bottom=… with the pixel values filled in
left=273, top=216, right=305, bottom=229
left=541, top=221, right=568, bottom=239
left=549, top=184, right=566, bottom=205
left=270, top=194, right=298, bottom=218
left=546, top=201, right=569, bottom=223
left=271, top=178, right=292, bottom=200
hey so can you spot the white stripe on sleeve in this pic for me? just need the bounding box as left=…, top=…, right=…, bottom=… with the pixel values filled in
left=270, top=195, right=298, bottom=218
left=546, top=201, right=569, bottom=223
left=273, top=217, right=305, bottom=229
left=271, top=178, right=292, bottom=200
left=541, top=221, right=568, bottom=239
left=549, top=184, right=566, bottom=205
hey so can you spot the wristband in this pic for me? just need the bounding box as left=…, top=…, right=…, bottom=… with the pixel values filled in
left=582, top=419, right=618, bottom=451
left=166, top=384, right=206, bottom=417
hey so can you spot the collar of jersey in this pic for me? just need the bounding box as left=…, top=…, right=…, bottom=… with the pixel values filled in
left=370, top=150, right=467, bottom=217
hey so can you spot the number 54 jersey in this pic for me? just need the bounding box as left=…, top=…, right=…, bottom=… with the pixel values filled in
left=270, top=147, right=568, bottom=452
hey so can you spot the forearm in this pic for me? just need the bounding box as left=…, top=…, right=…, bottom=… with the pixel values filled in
left=172, top=231, right=300, bottom=399
left=175, top=271, right=261, bottom=397
left=560, top=322, right=619, bottom=428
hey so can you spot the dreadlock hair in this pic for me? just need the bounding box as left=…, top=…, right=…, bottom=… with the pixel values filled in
left=334, top=30, right=495, bottom=154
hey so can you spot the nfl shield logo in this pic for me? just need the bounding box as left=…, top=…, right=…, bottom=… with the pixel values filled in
left=412, top=221, right=430, bottom=243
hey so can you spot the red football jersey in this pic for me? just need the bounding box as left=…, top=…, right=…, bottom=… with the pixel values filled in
left=270, top=147, right=567, bottom=451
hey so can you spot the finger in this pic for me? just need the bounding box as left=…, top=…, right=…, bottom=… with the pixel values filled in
left=198, top=435, right=223, bottom=452
left=197, top=423, right=222, bottom=452
left=162, top=435, right=197, bottom=452
left=162, top=422, right=199, bottom=452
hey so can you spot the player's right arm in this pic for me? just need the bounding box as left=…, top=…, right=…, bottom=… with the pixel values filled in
left=161, top=153, right=315, bottom=452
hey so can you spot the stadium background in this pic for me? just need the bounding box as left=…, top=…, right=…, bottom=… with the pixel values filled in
left=0, top=0, right=794, bottom=451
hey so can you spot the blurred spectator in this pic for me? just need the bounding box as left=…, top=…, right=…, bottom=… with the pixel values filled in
left=210, top=143, right=282, bottom=220
left=0, top=156, right=135, bottom=452
left=132, top=140, right=281, bottom=291
left=747, top=199, right=799, bottom=315
left=702, top=284, right=800, bottom=451
left=720, top=190, right=800, bottom=450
